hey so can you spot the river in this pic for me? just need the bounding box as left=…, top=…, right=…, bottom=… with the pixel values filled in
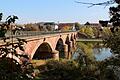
left=93, top=48, right=112, bottom=61
left=73, top=42, right=113, bottom=61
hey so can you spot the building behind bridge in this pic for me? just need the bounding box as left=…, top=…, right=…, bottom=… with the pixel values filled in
left=58, top=23, right=76, bottom=31
left=24, top=22, right=58, bottom=31
left=24, top=22, right=79, bottom=31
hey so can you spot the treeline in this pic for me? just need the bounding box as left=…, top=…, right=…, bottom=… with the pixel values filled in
left=78, top=26, right=113, bottom=39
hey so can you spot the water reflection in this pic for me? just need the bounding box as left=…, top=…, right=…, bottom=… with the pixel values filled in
left=72, top=48, right=81, bottom=60
left=94, top=48, right=112, bottom=61
left=74, top=42, right=113, bottom=61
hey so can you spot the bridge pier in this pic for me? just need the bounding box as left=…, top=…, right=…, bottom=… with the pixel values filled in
left=52, top=50, right=59, bottom=60
left=64, top=41, right=74, bottom=59
left=64, top=44, right=68, bottom=59
left=68, top=41, right=72, bottom=59
left=73, top=39, right=76, bottom=50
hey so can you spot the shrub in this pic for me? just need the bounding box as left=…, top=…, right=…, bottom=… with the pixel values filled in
left=0, top=58, right=34, bottom=80
left=104, top=31, right=120, bottom=54
left=36, top=59, right=81, bottom=80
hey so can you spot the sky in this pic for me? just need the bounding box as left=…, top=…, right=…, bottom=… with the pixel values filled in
left=0, top=0, right=113, bottom=24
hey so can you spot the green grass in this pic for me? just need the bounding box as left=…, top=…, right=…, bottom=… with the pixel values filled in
left=31, top=60, right=46, bottom=68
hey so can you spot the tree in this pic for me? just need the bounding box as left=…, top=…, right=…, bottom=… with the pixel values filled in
left=99, top=20, right=109, bottom=27
left=0, top=13, right=19, bottom=37
left=109, top=3, right=120, bottom=32
left=0, top=13, right=3, bottom=21
left=104, top=31, right=120, bottom=54
left=0, top=13, right=6, bottom=37
left=75, top=0, right=115, bottom=8
left=0, top=13, right=34, bottom=80
left=75, top=22, right=81, bottom=30
left=6, top=15, right=18, bottom=25
left=79, top=26, right=95, bottom=38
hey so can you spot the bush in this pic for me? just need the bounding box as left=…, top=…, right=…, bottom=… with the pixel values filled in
left=36, top=59, right=81, bottom=80
left=0, top=57, right=34, bottom=80
left=0, top=58, right=23, bottom=80
left=0, top=29, right=6, bottom=37
left=104, top=31, right=120, bottom=54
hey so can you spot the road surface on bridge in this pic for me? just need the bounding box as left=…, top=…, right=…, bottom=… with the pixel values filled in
left=0, top=31, right=77, bottom=46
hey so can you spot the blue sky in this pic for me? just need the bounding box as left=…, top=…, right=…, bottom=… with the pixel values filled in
left=0, top=0, right=112, bottom=24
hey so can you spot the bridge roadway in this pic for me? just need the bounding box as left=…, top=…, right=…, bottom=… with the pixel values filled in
left=5, top=31, right=76, bottom=38
left=0, top=31, right=77, bottom=45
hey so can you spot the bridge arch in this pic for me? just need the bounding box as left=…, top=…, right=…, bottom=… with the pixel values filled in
left=55, top=38, right=65, bottom=58
left=33, top=42, right=53, bottom=59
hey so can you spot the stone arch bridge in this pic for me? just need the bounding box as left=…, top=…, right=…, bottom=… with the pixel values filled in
left=14, top=31, right=78, bottom=60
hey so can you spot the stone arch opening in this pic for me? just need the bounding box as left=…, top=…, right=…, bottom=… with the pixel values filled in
left=55, top=38, right=65, bottom=58
left=33, top=42, right=52, bottom=59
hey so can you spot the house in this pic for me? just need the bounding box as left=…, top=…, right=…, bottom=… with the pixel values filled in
left=84, top=22, right=101, bottom=27
left=36, top=22, right=58, bottom=31
left=84, top=21, right=112, bottom=28
left=58, top=23, right=76, bottom=31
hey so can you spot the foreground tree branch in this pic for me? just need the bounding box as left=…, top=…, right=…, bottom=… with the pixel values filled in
left=75, top=0, right=115, bottom=8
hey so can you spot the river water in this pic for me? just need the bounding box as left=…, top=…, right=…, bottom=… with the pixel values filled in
left=73, top=47, right=112, bottom=61
left=93, top=48, right=112, bottom=61
left=73, top=42, right=113, bottom=61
